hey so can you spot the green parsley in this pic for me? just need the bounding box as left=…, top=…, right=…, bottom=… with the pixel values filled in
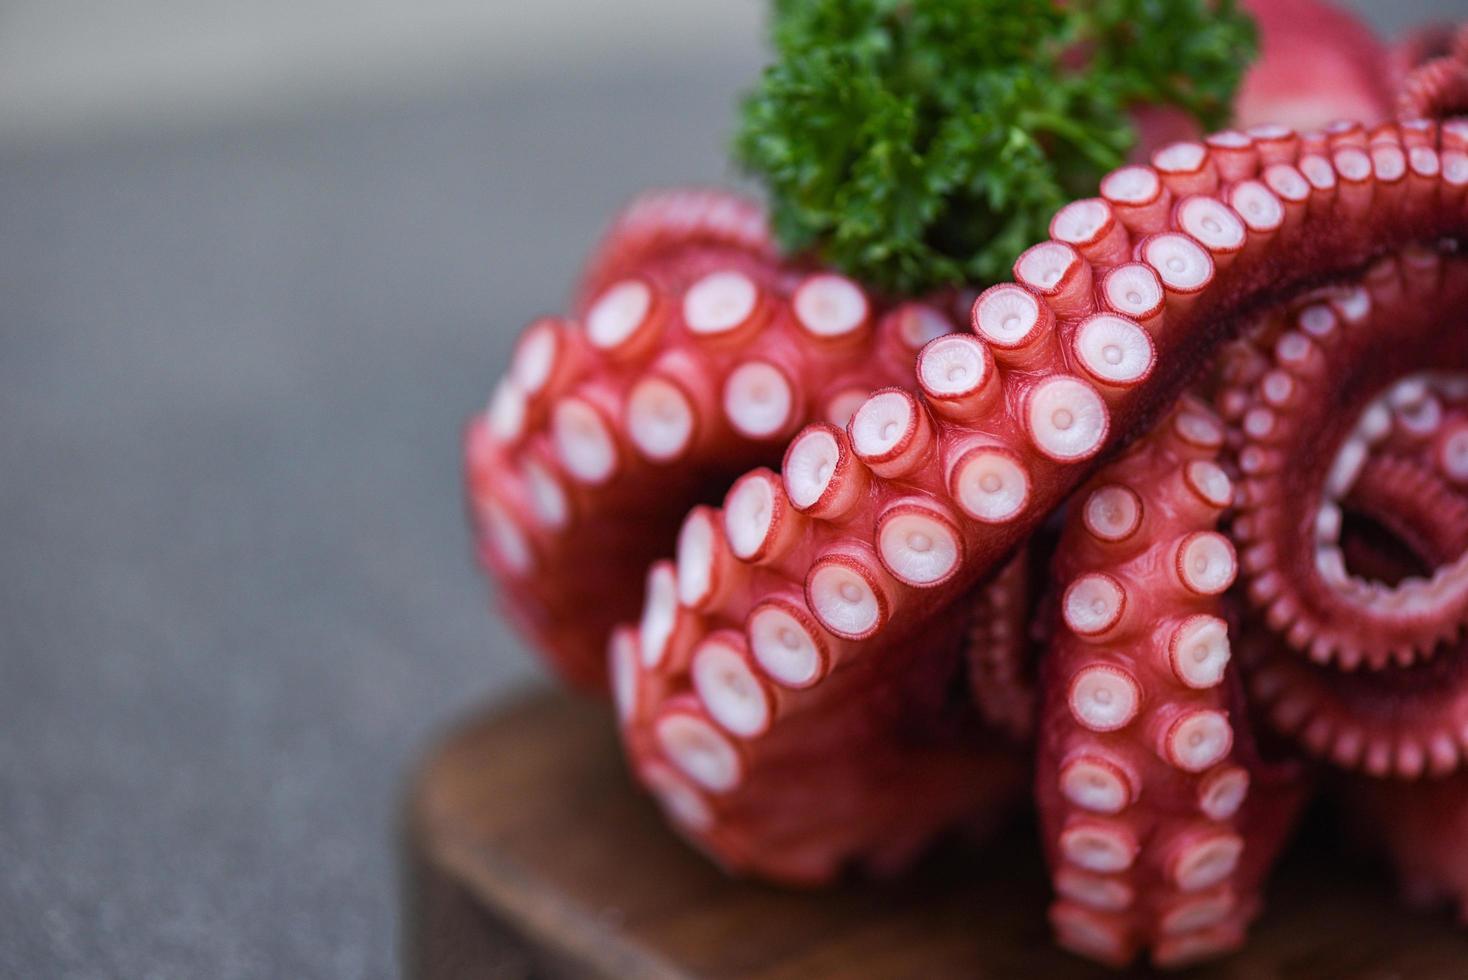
left=736, top=0, right=1257, bottom=295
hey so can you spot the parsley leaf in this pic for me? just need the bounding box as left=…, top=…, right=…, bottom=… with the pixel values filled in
left=736, top=0, right=1256, bottom=294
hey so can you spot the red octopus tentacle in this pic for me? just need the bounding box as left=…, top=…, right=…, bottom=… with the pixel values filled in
left=1035, top=400, right=1307, bottom=969
left=1244, top=627, right=1468, bottom=781
left=577, top=187, right=776, bottom=303
left=1224, top=261, right=1468, bottom=921
left=1217, top=251, right=1468, bottom=912
left=466, top=189, right=957, bottom=687
left=1227, top=251, right=1468, bottom=673
left=1398, top=57, right=1468, bottom=122
left=1236, top=374, right=1468, bottom=781
left=1249, top=494, right=1468, bottom=907
left=613, top=593, right=1025, bottom=884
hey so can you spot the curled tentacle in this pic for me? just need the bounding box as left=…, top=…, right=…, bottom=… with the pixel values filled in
left=1226, top=253, right=1468, bottom=673
left=1236, top=370, right=1468, bottom=782
left=614, top=574, right=1025, bottom=884
left=1243, top=625, right=1468, bottom=781
left=577, top=187, right=776, bottom=302
left=1345, top=453, right=1468, bottom=577
left=466, top=189, right=957, bottom=686
left=1036, top=401, right=1307, bottom=969
left=1211, top=247, right=1468, bottom=926
left=1399, top=57, right=1468, bottom=122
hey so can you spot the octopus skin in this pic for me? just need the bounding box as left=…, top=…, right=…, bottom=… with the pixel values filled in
left=612, top=118, right=1468, bottom=923
left=464, top=188, right=961, bottom=687
left=1223, top=250, right=1468, bottom=675
left=1215, top=246, right=1468, bottom=920
left=1035, top=400, right=1307, bottom=969
left=612, top=587, right=1025, bottom=885
left=1212, top=247, right=1468, bottom=916
left=1240, top=439, right=1468, bottom=914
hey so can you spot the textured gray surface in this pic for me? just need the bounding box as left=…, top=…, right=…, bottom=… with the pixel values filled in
left=0, top=0, right=1449, bottom=975
left=0, top=63, right=753, bottom=978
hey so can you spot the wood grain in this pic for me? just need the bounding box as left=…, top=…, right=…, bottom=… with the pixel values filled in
left=405, top=692, right=1468, bottom=979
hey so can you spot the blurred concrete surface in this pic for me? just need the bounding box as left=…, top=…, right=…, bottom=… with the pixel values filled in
left=0, top=58, right=756, bottom=980
left=0, top=1, right=1453, bottom=978
left=0, top=1, right=1435, bottom=147
left=0, top=1, right=764, bottom=146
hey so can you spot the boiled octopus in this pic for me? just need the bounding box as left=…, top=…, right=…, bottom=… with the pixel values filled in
left=463, top=3, right=1468, bottom=970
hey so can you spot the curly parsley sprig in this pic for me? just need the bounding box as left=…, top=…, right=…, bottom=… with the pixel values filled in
left=736, top=0, right=1257, bottom=295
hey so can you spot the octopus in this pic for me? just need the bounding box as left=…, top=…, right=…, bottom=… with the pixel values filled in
left=463, top=2, right=1468, bottom=969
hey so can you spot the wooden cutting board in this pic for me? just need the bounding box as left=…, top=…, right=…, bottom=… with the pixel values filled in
left=404, top=692, right=1468, bottom=979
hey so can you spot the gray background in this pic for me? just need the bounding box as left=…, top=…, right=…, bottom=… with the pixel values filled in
left=0, top=2, right=1446, bottom=977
